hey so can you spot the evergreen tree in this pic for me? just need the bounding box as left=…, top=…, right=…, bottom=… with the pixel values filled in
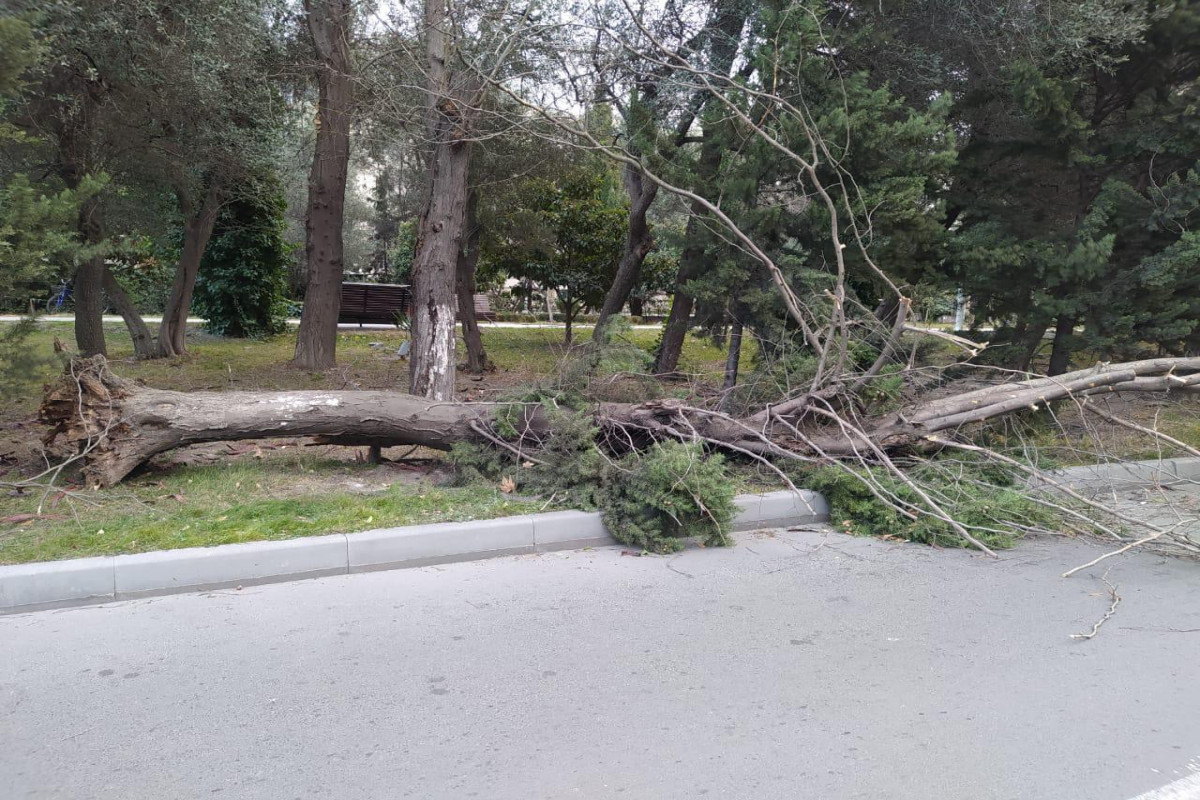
left=676, top=0, right=956, bottom=364
left=939, top=2, right=1200, bottom=370
left=193, top=177, right=292, bottom=338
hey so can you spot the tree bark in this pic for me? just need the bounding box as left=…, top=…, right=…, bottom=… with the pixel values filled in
left=656, top=211, right=710, bottom=374
left=456, top=189, right=491, bottom=373
left=157, top=182, right=224, bottom=358
left=1016, top=323, right=1048, bottom=372
left=102, top=268, right=155, bottom=359
left=43, top=355, right=1200, bottom=488
left=723, top=318, right=743, bottom=391
left=293, top=0, right=354, bottom=371
left=42, top=358, right=517, bottom=487
left=67, top=179, right=155, bottom=359
left=73, top=194, right=107, bottom=357
left=1048, top=314, right=1076, bottom=376
left=593, top=167, right=657, bottom=335
left=409, top=0, right=475, bottom=400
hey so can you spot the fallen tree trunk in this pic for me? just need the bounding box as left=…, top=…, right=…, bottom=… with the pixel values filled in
left=39, top=358, right=529, bottom=487
left=41, top=356, right=1200, bottom=488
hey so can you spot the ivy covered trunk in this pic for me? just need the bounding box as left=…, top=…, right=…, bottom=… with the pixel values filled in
left=293, top=0, right=354, bottom=371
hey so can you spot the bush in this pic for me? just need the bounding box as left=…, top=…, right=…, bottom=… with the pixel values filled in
left=106, top=237, right=175, bottom=314
left=599, top=441, right=736, bottom=553
left=451, top=325, right=736, bottom=554
left=194, top=178, right=291, bottom=338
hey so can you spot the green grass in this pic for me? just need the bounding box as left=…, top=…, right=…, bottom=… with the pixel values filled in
left=2, top=322, right=727, bottom=419
left=0, top=321, right=726, bottom=564
left=0, top=451, right=542, bottom=564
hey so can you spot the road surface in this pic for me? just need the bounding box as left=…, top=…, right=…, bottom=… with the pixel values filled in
left=3, top=529, right=1200, bottom=799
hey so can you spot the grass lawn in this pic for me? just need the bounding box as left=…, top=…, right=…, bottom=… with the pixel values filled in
left=0, top=322, right=727, bottom=564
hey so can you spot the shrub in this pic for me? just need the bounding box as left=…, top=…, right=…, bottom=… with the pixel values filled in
left=194, top=177, right=291, bottom=338
left=452, top=326, right=736, bottom=554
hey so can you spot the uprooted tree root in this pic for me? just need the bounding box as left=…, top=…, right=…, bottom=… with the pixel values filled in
left=36, top=354, right=1200, bottom=562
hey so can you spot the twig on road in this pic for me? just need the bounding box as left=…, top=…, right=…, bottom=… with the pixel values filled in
left=1071, top=568, right=1121, bottom=641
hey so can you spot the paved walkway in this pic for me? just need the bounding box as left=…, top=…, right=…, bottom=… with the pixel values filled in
left=0, top=315, right=661, bottom=330
left=3, top=530, right=1199, bottom=799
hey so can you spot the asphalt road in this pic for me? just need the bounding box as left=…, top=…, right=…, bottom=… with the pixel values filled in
left=3, top=530, right=1199, bottom=800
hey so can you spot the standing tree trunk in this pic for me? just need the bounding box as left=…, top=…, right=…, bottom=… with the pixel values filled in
left=655, top=213, right=710, bottom=374
left=722, top=317, right=743, bottom=391
left=654, top=114, right=731, bottom=375
left=1015, top=322, right=1048, bottom=372
left=72, top=194, right=107, bottom=357
left=157, top=183, right=223, bottom=358
left=293, top=0, right=354, bottom=371
left=102, top=269, right=155, bottom=359
left=1048, top=314, right=1076, bottom=376
left=563, top=294, right=575, bottom=345
left=456, top=189, right=490, bottom=373
left=70, top=193, right=156, bottom=359
left=593, top=167, right=657, bottom=336
left=638, top=0, right=748, bottom=359
left=409, top=0, right=475, bottom=400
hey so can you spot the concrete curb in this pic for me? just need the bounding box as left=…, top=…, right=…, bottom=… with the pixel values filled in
left=0, top=489, right=829, bottom=614
left=1037, top=456, right=1200, bottom=491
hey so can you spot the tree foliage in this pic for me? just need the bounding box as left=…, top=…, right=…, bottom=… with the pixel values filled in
left=483, top=165, right=629, bottom=340
left=194, top=176, right=292, bottom=338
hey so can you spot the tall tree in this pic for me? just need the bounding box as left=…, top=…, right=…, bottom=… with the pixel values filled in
left=848, top=0, right=1200, bottom=372
left=591, top=0, right=752, bottom=337
left=407, top=0, right=476, bottom=398
left=293, top=0, right=354, bottom=371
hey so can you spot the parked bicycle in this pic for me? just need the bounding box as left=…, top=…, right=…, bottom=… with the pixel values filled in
left=46, top=281, right=73, bottom=313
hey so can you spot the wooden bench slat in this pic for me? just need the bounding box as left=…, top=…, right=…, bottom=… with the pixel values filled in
left=336, top=282, right=491, bottom=325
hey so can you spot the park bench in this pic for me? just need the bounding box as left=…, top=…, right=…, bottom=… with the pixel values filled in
left=337, top=282, right=495, bottom=326
left=338, top=282, right=412, bottom=326
left=471, top=293, right=496, bottom=322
